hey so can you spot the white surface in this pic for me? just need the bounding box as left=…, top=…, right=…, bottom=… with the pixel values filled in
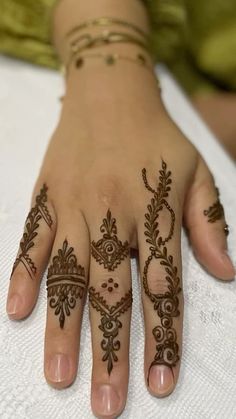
left=0, top=56, right=235, bottom=419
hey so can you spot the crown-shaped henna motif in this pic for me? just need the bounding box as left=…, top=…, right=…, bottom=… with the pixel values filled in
left=47, top=239, right=86, bottom=328
left=91, top=209, right=129, bottom=271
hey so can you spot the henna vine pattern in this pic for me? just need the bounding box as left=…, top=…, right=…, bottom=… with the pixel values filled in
left=46, top=239, right=86, bottom=328
left=12, top=184, right=53, bottom=278
left=89, top=287, right=132, bottom=375
left=91, top=209, right=129, bottom=271
left=142, top=161, right=181, bottom=377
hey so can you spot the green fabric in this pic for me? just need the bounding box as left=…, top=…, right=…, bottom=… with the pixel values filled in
left=0, top=0, right=236, bottom=94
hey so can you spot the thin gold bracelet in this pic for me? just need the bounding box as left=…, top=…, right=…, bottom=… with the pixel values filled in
left=70, top=31, right=149, bottom=53
left=65, top=51, right=160, bottom=87
left=65, top=16, right=149, bottom=41
left=66, top=30, right=150, bottom=71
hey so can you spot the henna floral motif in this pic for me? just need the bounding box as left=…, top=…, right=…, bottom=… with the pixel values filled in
left=47, top=239, right=86, bottom=328
left=91, top=209, right=129, bottom=271
left=142, top=161, right=181, bottom=377
left=89, top=286, right=132, bottom=375
left=12, top=184, right=53, bottom=278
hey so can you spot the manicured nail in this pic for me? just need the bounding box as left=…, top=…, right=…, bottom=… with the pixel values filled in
left=92, top=384, right=121, bottom=416
left=7, top=294, right=22, bottom=316
left=47, top=354, right=70, bottom=382
left=148, top=365, right=174, bottom=395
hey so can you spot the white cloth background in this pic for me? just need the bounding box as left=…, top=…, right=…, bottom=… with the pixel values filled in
left=0, top=56, right=235, bottom=419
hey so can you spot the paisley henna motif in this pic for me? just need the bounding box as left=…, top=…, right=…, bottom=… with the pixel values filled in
left=89, top=286, right=132, bottom=375
left=47, top=240, right=86, bottom=328
left=12, top=184, right=53, bottom=278
left=91, top=209, right=129, bottom=271
left=142, top=161, right=181, bottom=378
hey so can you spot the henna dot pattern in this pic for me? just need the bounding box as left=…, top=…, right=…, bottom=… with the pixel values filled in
left=142, top=161, right=181, bottom=379
left=101, top=278, right=119, bottom=292
left=47, top=239, right=86, bottom=329
left=12, top=184, right=53, bottom=278
left=91, top=209, right=129, bottom=271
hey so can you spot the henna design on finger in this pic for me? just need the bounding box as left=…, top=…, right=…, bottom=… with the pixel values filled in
left=142, top=161, right=181, bottom=377
left=204, top=188, right=225, bottom=223
left=12, top=184, right=53, bottom=278
left=203, top=188, right=229, bottom=235
left=46, top=239, right=86, bottom=328
left=89, top=286, right=132, bottom=375
left=91, top=209, right=129, bottom=271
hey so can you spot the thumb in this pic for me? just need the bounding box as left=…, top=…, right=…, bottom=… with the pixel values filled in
left=184, top=157, right=235, bottom=280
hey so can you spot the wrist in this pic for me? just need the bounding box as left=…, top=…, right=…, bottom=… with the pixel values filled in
left=52, top=0, right=150, bottom=64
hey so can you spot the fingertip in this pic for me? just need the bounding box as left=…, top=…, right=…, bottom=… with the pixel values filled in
left=147, top=365, right=176, bottom=398
left=6, top=272, right=38, bottom=320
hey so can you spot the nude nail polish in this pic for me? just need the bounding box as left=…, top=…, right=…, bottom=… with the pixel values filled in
left=92, top=384, right=121, bottom=416
left=48, top=354, right=70, bottom=382
left=7, top=294, right=22, bottom=315
left=148, top=365, right=174, bottom=396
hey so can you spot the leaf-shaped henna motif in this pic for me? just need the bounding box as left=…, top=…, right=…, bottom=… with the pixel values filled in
left=91, top=209, right=129, bottom=271
left=89, top=286, right=132, bottom=375
left=12, top=184, right=53, bottom=278
left=142, top=161, right=181, bottom=376
left=46, top=239, right=86, bottom=328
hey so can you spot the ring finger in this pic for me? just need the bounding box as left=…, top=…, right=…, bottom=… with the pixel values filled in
left=44, top=209, right=89, bottom=388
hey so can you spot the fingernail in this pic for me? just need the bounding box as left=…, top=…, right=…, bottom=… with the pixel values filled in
left=47, top=354, right=71, bottom=382
left=6, top=294, right=22, bottom=315
left=92, top=384, right=121, bottom=416
left=221, top=251, right=235, bottom=276
left=148, top=365, right=174, bottom=395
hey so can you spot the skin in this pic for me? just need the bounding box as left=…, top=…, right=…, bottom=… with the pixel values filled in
left=5, top=0, right=235, bottom=418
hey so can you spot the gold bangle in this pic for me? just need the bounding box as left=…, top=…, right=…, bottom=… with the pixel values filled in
left=65, top=16, right=149, bottom=41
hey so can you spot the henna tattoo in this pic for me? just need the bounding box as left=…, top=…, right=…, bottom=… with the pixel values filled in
left=12, top=184, right=53, bottom=278
left=101, top=278, right=119, bottom=292
left=91, top=209, right=129, bottom=271
left=89, top=286, right=132, bottom=375
left=46, top=239, right=86, bottom=328
left=142, top=161, right=181, bottom=377
left=203, top=188, right=229, bottom=235
left=204, top=188, right=224, bottom=223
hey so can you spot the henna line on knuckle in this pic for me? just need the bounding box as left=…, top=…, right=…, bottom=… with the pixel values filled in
left=46, top=239, right=86, bottom=329
left=142, top=161, right=181, bottom=382
left=11, top=184, right=53, bottom=279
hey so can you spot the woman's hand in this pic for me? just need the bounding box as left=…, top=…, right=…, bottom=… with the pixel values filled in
left=6, top=62, right=235, bottom=419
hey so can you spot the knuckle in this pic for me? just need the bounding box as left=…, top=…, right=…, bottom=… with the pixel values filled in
left=93, top=174, right=122, bottom=207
